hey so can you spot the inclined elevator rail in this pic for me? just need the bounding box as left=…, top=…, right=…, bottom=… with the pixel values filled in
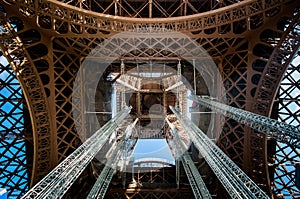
left=189, top=95, right=300, bottom=146
left=21, top=106, right=131, bottom=199
left=87, top=119, right=138, bottom=199
left=170, top=106, right=270, bottom=199
left=166, top=118, right=212, bottom=199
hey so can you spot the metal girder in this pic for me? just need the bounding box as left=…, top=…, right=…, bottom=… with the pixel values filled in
left=21, top=106, right=131, bottom=199
left=170, top=106, right=270, bottom=199
left=0, top=7, right=55, bottom=185
left=189, top=95, right=300, bottom=146
left=166, top=118, right=212, bottom=199
left=2, top=0, right=290, bottom=35
left=87, top=118, right=138, bottom=199
left=253, top=10, right=300, bottom=116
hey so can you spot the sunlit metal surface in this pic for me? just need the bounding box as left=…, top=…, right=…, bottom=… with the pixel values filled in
left=87, top=119, right=138, bottom=199
left=21, top=107, right=131, bottom=199
left=170, top=106, right=270, bottom=199
left=189, top=95, right=300, bottom=146
left=166, top=118, right=212, bottom=199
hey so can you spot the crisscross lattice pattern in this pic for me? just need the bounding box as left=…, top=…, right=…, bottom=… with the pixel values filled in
left=273, top=52, right=300, bottom=198
left=0, top=54, right=29, bottom=198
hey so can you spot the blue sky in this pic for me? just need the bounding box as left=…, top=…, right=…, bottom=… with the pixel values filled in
left=0, top=55, right=28, bottom=198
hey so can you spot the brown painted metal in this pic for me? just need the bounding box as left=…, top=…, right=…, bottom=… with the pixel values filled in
left=0, top=0, right=299, bottom=198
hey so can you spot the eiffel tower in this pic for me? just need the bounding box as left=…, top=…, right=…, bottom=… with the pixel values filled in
left=0, top=0, right=299, bottom=198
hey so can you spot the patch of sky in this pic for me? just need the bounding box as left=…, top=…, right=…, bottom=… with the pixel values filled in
left=132, top=139, right=175, bottom=166
left=0, top=55, right=28, bottom=198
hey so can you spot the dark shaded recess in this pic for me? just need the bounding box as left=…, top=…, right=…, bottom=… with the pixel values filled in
left=38, top=15, right=52, bottom=29
left=55, top=21, right=69, bottom=34
left=236, top=95, right=246, bottom=107
left=250, top=87, right=256, bottom=98
left=252, top=59, right=267, bottom=72
left=236, top=78, right=246, bottom=90
left=95, top=74, right=113, bottom=126
left=260, top=29, right=282, bottom=44
left=40, top=74, right=50, bottom=85
left=87, top=27, right=97, bottom=34
left=99, top=29, right=110, bottom=35
left=44, top=87, right=51, bottom=98
left=229, top=70, right=240, bottom=82
left=27, top=44, right=48, bottom=60
left=34, top=59, right=49, bottom=73
left=233, top=19, right=247, bottom=34
left=0, top=5, right=6, bottom=15
left=19, top=29, right=41, bottom=45
left=251, top=74, right=261, bottom=85
left=8, top=16, right=24, bottom=32
left=216, top=40, right=230, bottom=53
left=204, top=27, right=216, bottom=35
left=218, top=24, right=231, bottom=34
left=277, top=17, right=292, bottom=31
left=71, top=24, right=83, bottom=34
left=236, top=41, right=248, bottom=51
left=253, top=43, right=274, bottom=59
left=229, top=86, right=239, bottom=97
left=265, top=7, right=280, bottom=17
left=53, top=39, right=68, bottom=51
left=250, top=14, right=264, bottom=30
left=191, top=30, right=202, bottom=35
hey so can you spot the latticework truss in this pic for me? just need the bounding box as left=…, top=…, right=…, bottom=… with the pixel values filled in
left=0, top=52, right=30, bottom=197
left=272, top=51, right=300, bottom=198
left=0, top=0, right=299, bottom=198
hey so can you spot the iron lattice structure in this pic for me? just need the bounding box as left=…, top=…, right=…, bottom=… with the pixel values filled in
left=0, top=0, right=299, bottom=198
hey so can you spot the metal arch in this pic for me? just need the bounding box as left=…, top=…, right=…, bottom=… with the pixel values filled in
left=248, top=7, right=300, bottom=198
left=253, top=9, right=300, bottom=116
left=1, top=0, right=290, bottom=35
left=273, top=52, right=300, bottom=198
left=0, top=52, right=29, bottom=197
left=59, top=0, right=239, bottom=18
left=0, top=10, right=55, bottom=186
left=0, top=0, right=298, bottom=197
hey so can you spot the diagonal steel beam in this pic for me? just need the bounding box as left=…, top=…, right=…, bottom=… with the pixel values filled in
left=170, top=106, right=270, bottom=199
left=189, top=95, right=300, bottom=146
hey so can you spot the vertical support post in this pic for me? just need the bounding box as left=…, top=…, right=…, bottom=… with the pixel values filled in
left=184, top=0, right=187, bottom=16
left=80, top=60, right=86, bottom=140
left=114, top=0, right=118, bottom=16
left=193, top=59, right=196, bottom=95
left=163, top=91, right=167, bottom=116
left=136, top=92, right=141, bottom=118
left=149, top=0, right=152, bottom=18
left=176, top=159, right=180, bottom=189
left=177, top=60, right=181, bottom=109
left=121, top=59, right=125, bottom=108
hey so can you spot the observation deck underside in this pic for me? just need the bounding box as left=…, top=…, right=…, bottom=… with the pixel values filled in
left=0, top=0, right=299, bottom=198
